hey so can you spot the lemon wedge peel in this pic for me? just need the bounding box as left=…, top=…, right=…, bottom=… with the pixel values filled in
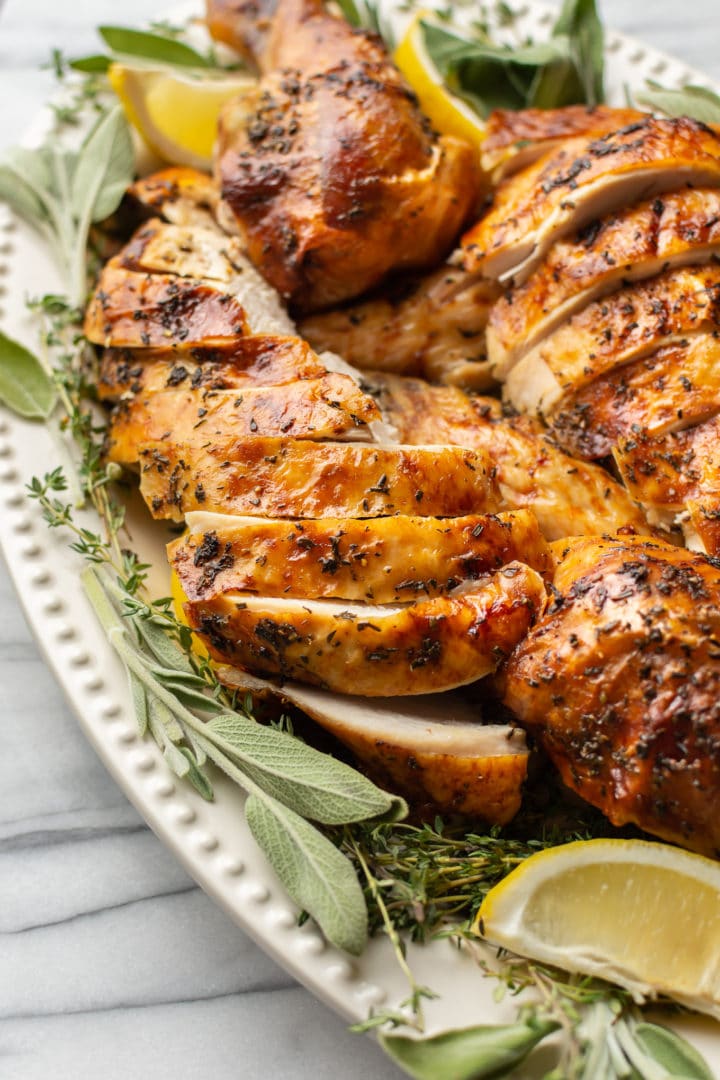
left=108, top=63, right=256, bottom=169
left=477, top=838, right=720, bottom=1020
left=394, top=12, right=486, bottom=148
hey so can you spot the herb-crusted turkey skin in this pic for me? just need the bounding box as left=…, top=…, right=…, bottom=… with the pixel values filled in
left=501, top=536, right=720, bottom=857
left=369, top=371, right=652, bottom=541
left=505, top=265, right=720, bottom=420
left=169, top=509, right=551, bottom=602
left=486, top=187, right=720, bottom=379
left=83, top=265, right=250, bottom=349
left=549, top=336, right=720, bottom=461
left=97, top=337, right=330, bottom=400
left=138, top=438, right=502, bottom=522
left=107, top=374, right=380, bottom=466
left=186, top=562, right=547, bottom=696
left=207, top=0, right=481, bottom=312
left=481, top=105, right=646, bottom=181
left=464, top=118, right=720, bottom=286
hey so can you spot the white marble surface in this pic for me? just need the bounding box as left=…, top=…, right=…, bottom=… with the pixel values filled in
left=1, top=2, right=720, bottom=1078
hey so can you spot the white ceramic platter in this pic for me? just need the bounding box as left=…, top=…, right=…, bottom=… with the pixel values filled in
left=0, top=0, right=718, bottom=1072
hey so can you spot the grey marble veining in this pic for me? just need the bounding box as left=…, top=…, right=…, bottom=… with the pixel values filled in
left=1, top=2, right=720, bottom=1078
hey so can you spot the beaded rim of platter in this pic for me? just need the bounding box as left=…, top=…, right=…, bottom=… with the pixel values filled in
left=0, top=0, right=717, bottom=1060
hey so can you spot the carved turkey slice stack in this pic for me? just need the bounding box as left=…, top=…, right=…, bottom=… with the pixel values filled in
left=85, top=176, right=551, bottom=705
left=468, top=111, right=720, bottom=554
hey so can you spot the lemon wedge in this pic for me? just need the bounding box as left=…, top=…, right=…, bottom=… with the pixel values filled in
left=108, top=63, right=256, bottom=170
left=477, top=838, right=720, bottom=1019
left=394, top=13, right=486, bottom=148
left=170, top=566, right=208, bottom=658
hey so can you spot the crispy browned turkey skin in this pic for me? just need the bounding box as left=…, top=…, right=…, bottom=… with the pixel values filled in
left=207, top=0, right=481, bottom=312
left=501, top=536, right=720, bottom=857
left=464, top=117, right=720, bottom=285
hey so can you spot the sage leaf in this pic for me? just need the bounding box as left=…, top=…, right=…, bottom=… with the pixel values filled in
left=148, top=694, right=184, bottom=743
left=637, top=83, right=720, bottom=125
left=133, top=615, right=196, bottom=675
left=162, top=740, right=192, bottom=779
left=632, top=1022, right=715, bottom=1080
left=206, top=712, right=406, bottom=824
left=4, top=145, right=54, bottom=199
left=178, top=747, right=214, bottom=800
left=71, top=105, right=135, bottom=225
left=245, top=792, right=368, bottom=955
left=0, top=331, right=56, bottom=419
left=69, top=54, right=112, bottom=74
left=98, top=26, right=211, bottom=68
left=129, top=670, right=149, bottom=736
left=0, top=164, right=50, bottom=226
left=552, top=0, right=604, bottom=106
left=380, top=1019, right=559, bottom=1080
left=422, top=23, right=574, bottom=117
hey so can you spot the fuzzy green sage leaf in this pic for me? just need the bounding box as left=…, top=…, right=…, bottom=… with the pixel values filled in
left=0, top=330, right=56, bottom=419
left=206, top=712, right=406, bottom=825
left=97, top=25, right=212, bottom=68
left=637, top=82, right=720, bottom=125
left=631, top=1022, right=715, bottom=1080
left=245, top=792, right=368, bottom=955
left=380, top=1019, right=559, bottom=1080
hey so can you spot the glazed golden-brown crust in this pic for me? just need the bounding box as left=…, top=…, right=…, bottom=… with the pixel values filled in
left=211, top=0, right=481, bottom=311
left=482, top=105, right=646, bottom=180
left=299, top=265, right=500, bottom=390
left=613, top=416, right=720, bottom=552
left=138, top=438, right=501, bottom=521
left=486, top=187, right=720, bottom=377
left=501, top=536, right=720, bottom=856
left=97, top=337, right=329, bottom=400
left=83, top=266, right=249, bottom=349
left=369, top=372, right=652, bottom=541
left=550, top=337, right=720, bottom=461
left=464, top=118, right=720, bottom=285
left=505, top=265, right=720, bottom=418
left=107, top=374, right=380, bottom=466
left=169, top=509, right=552, bottom=602
left=186, top=562, right=548, bottom=696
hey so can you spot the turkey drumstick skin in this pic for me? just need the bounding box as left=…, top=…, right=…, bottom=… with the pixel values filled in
left=208, top=0, right=482, bottom=312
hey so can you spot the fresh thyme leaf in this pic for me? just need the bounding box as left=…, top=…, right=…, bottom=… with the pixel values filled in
left=245, top=792, right=368, bottom=955
left=206, top=712, right=406, bottom=824
left=0, top=331, right=57, bottom=420
left=97, top=25, right=212, bottom=68
left=380, top=1019, right=559, bottom=1080
left=636, top=82, right=720, bottom=125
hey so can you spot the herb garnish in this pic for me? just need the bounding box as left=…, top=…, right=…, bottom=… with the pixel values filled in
left=637, top=81, right=720, bottom=125
left=420, top=0, right=605, bottom=118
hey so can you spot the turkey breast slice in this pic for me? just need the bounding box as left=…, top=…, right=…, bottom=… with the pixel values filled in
left=170, top=509, right=551, bottom=602
left=505, top=264, right=720, bottom=417
left=216, top=664, right=529, bottom=824
left=137, top=438, right=501, bottom=522
left=486, top=186, right=720, bottom=379
left=184, top=564, right=547, bottom=696
left=463, top=117, right=720, bottom=286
